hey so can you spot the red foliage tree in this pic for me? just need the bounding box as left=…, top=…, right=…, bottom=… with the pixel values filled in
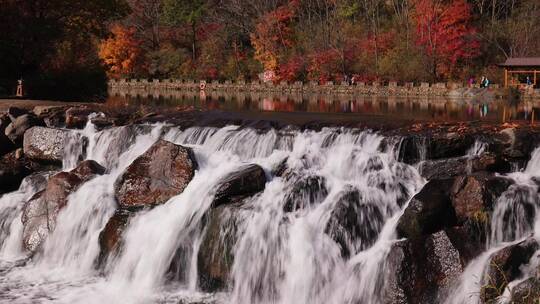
left=250, top=1, right=299, bottom=74
left=413, top=0, right=480, bottom=79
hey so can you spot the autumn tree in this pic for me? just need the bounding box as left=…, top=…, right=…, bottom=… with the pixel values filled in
left=99, top=25, right=144, bottom=78
left=413, top=0, right=480, bottom=79
left=250, top=1, right=299, bottom=75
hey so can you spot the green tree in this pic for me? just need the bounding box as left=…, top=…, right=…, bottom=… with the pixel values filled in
left=162, top=0, right=206, bottom=61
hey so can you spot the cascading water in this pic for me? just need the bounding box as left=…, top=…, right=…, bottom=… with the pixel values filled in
left=0, top=121, right=459, bottom=304
left=446, top=147, right=540, bottom=304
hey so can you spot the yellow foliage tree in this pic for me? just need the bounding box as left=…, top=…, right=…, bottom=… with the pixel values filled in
left=98, top=25, right=143, bottom=78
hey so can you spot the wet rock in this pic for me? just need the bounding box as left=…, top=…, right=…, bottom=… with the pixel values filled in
left=399, top=133, right=475, bottom=164
left=90, top=116, right=115, bottom=131
left=198, top=203, right=244, bottom=292
left=7, top=107, right=29, bottom=121
left=21, top=160, right=106, bottom=252
left=65, top=107, right=93, bottom=129
left=212, top=164, right=266, bottom=207
left=4, top=114, right=44, bottom=145
left=325, top=187, right=384, bottom=257
left=271, top=157, right=288, bottom=177
left=283, top=175, right=327, bottom=212
left=510, top=277, right=540, bottom=304
left=396, top=179, right=457, bottom=239
left=451, top=173, right=512, bottom=224
left=419, top=153, right=510, bottom=180
left=0, top=151, right=58, bottom=195
left=23, top=127, right=71, bottom=164
left=97, top=210, right=133, bottom=267
left=384, top=231, right=463, bottom=304
left=115, top=140, right=198, bottom=210
left=481, top=237, right=539, bottom=302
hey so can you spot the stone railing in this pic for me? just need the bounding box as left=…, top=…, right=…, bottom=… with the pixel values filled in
left=108, top=78, right=540, bottom=99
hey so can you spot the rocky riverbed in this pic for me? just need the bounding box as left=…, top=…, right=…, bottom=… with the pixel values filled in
left=0, top=104, right=539, bottom=303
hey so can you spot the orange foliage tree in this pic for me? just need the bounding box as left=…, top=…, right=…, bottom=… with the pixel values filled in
left=413, top=0, right=480, bottom=79
left=98, top=25, right=143, bottom=78
left=250, top=1, right=299, bottom=75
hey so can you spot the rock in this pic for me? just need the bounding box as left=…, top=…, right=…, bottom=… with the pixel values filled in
left=212, top=164, right=266, bottom=207
left=33, top=105, right=65, bottom=117
left=90, top=116, right=115, bottom=131
left=283, top=175, right=327, bottom=212
left=7, top=107, right=29, bottom=121
left=65, top=107, right=94, bottom=129
left=0, top=132, right=15, bottom=157
left=97, top=210, right=132, bottom=267
left=15, top=148, right=23, bottom=160
left=23, top=127, right=72, bottom=164
left=396, top=179, right=457, bottom=239
left=450, top=173, right=512, bottom=224
left=481, top=237, right=539, bottom=302
left=399, top=133, right=475, bottom=164
left=21, top=160, right=106, bottom=252
left=0, top=114, right=10, bottom=134
left=0, top=152, right=33, bottom=194
left=419, top=153, right=510, bottom=180
left=33, top=106, right=67, bottom=128
left=511, top=277, right=540, bottom=304
left=4, top=114, right=44, bottom=145
left=325, top=187, right=384, bottom=257
left=114, top=140, right=197, bottom=210
left=384, top=231, right=463, bottom=304
left=198, top=203, right=244, bottom=292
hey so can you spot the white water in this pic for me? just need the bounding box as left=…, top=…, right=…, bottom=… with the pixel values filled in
left=446, top=147, right=540, bottom=304
left=11, top=121, right=540, bottom=304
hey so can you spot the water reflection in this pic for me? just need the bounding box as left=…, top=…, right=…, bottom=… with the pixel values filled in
left=107, top=89, right=540, bottom=123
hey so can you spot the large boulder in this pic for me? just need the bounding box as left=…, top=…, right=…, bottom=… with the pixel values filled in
left=481, top=237, right=539, bottom=302
left=213, top=164, right=266, bottom=207
left=510, top=277, right=540, bottom=304
left=325, top=187, right=384, bottom=257
left=198, top=203, right=244, bottom=292
left=114, top=140, right=198, bottom=210
left=450, top=173, right=512, bottom=224
left=396, top=179, right=457, bottom=239
left=23, top=127, right=72, bottom=164
left=4, top=114, right=44, bottom=145
left=21, top=160, right=106, bottom=252
left=384, top=231, right=463, bottom=304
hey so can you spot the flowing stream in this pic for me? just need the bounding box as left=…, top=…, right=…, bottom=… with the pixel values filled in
left=0, top=121, right=539, bottom=303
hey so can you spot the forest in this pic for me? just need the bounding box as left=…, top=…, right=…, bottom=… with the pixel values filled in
left=1, top=0, right=540, bottom=100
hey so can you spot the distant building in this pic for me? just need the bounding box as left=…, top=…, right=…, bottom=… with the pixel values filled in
left=499, top=57, right=540, bottom=88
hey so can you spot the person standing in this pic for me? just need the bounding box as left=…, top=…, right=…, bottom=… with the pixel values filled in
left=16, top=79, right=23, bottom=97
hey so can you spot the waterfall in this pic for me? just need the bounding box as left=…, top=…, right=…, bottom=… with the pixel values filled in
left=445, top=147, right=540, bottom=304
left=0, top=123, right=427, bottom=303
